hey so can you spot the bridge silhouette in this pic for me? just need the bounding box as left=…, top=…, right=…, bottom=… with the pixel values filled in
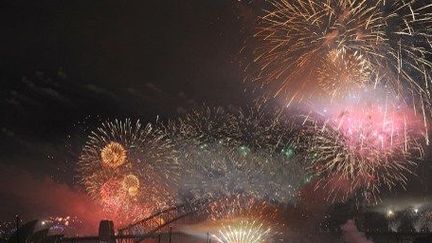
left=59, top=195, right=432, bottom=243
left=62, top=197, right=212, bottom=243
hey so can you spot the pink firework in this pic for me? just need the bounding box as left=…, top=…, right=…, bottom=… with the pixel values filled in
left=303, top=89, right=425, bottom=201
left=326, top=98, right=418, bottom=157
left=99, top=178, right=152, bottom=226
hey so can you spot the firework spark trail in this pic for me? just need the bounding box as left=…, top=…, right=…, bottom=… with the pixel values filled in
left=170, top=106, right=237, bottom=146
left=248, top=0, right=432, bottom=141
left=250, top=0, right=387, bottom=98
left=77, top=119, right=179, bottom=225
left=159, top=106, right=248, bottom=200
left=207, top=195, right=278, bottom=243
left=297, top=93, right=425, bottom=202
left=317, top=49, right=371, bottom=99
left=163, top=104, right=306, bottom=204
left=177, top=143, right=270, bottom=201
left=229, top=103, right=307, bottom=202
left=212, top=220, right=272, bottom=243
left=205, top=194, right=279, bottom=222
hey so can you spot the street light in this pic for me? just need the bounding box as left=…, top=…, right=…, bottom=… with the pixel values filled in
left=386, top=209, right=394, bottom=218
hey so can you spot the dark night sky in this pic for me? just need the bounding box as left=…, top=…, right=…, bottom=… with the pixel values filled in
left=0, top=0, right=431, bottom=225
left=0, top=0, right=263, bottom=181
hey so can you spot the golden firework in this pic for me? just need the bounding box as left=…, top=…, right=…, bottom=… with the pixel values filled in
left=100, top=142, right=127, bottom=168
left=247, top=0, right=432, bottom=139
left=317, top=49, right=371, bottom=97
left=122, top=174, right=140, bottom=197
left=249, top=0, right=386, bottom=100
left=77, top=119, right=179, bottom=224
left=212, top=219, right=271, bottom=243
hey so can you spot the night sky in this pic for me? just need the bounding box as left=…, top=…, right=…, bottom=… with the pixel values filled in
left=1, top=0, right=432, bottom=231
left=0, top=0, right=261, bottom=178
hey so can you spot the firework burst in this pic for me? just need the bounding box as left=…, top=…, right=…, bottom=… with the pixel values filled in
left=165, top=106, right=236, bottom=146
left=163, top=104, right=305, bottom=204
left=298, top=95, right=425, bottom=202
left=77, top=119, right=178, bottom=224
left=230, top=102, right=297, bottom=152
left=211, top=219, right=272, bottom=243
left=207, top=195, right=278, bottom=243
left=317, top=49, right=371, bottom=98
left=248, top=0, right=432, bottom=135
left=179, top=145, right=269, bottom=201
left=100, top=142, right=127, bottom=168
left=206, top=194, right=279, bottom=222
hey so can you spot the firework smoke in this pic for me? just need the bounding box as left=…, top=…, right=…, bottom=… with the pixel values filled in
left=291, top=88, right=426, bottom=202
left=163, top=105, right=306, bottom=204
left=341, top=219, right=374, bottom=243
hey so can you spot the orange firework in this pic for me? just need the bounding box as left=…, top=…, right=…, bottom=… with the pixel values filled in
left=77, top=119, right=179, bottom=225
left=100, top=142, right=127, bottom=168
left=122, top=174, right=140, bottom=197
left=317, top=49, right=371, bottom=98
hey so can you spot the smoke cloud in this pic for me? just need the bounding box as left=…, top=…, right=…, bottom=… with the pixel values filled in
left=341, top=219, right=374, bottom=243
left=0, top=166, right=112, bottom=235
